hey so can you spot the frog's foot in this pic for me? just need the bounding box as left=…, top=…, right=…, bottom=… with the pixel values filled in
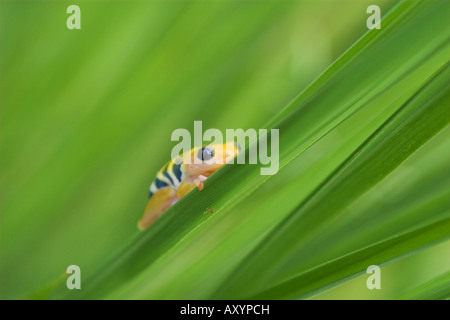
left=194, top=175, right=207, bottom=191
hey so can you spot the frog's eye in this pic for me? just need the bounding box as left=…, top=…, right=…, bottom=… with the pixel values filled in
left=198, top=147, right=215, bottom=161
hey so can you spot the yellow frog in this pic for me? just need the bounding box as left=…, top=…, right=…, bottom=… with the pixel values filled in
left=138, top=142, right=240, bottom=230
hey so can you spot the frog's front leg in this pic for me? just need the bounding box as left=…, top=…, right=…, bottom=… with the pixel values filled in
left=177, top=175, right=207, bottom=198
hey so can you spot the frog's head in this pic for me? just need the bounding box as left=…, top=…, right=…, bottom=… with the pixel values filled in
left=182, top=142, right=240, bottom=177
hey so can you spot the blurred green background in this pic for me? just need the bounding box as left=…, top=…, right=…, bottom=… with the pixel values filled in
left=1, top=0, right=448, bottom=299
